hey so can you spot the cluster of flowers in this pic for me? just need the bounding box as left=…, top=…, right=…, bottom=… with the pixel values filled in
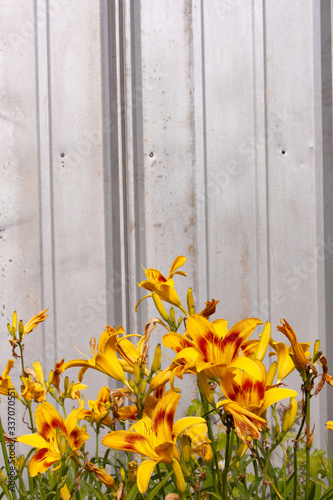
left=1, top=255, right=333, bottom=499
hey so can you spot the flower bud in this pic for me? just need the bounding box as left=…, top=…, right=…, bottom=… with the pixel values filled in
left=171, top=458, right=186, bottom=496
left=170, top=307, right=176, bottom=324
left=120, top=467, right=126, bottom=481
left=12, top=311, right=17, bottom=334
left=18, top=320, right=24, bottom=339
left=133, top=361, right=141, bottom=386
left=128, top=461, right=137, bottom=484
left=186, top=288, right=195, bottom=315
left=59, top=436, right=67, bottom=455
left=266, top=361, right=277, bottom=386
left=152, top=292, right=170, bottom=322
left=140, top=378, right=147, bottom=395
left=64, top=376, right=69, bottom=392
left=256, top=322, right=271, bottom=361
left=282, top=397, right=297, bottom=433
left=151, top=344, right=162, bottom=374
left=181, top=435, right=191, bottom=465
left=198, top=372, right=215, bottom=407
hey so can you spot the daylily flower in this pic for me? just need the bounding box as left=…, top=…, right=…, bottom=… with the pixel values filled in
left=62, top=327, right=132, bottom=390
left=78, top=386, right=113, bottom=428
left=102, top=390, right=206, bottom=494
left=181, top=421, right=213, bottom=461
left=0, top=359, right=18, bottom=397
left=269, top=338, right=311, bottom=383
left=136, top=256, right=187, bottom=312
left=163, top=315, right=264, bottom=383
left=22, top=308, right=48, bottom=338
left=218, top=360, right=297, bottom=442
left=277, top=319, right=313, bottom=382
left=21, top=361, right=47, bottom=402
left=16, top=402, right=89, bottom=476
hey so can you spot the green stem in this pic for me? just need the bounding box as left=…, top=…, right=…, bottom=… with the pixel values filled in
left=156, top=464, right=166, bottom=499
left=95, top=427, right=100, bottom=465
left=199, top=389, right=220, bottom=493
left=222, top=426, right=233, bottom=500
left=305, top=377, right=312, bottom=497
left=0, top=417, right=17, bottom=500
left=293, top=400, right=307, bottom=500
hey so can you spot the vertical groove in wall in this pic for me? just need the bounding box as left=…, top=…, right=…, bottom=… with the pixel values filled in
left=34, top=0, right=57, bottom=364
left=262, top=0, right=271, bottom=320
left=320, top=0, right=333, bottom=446
left=118, top=1, right=131, bottom=333
left=200, top=0, right=209, bottom=301
left=129, top=0, right=145, bottom=333
left=102, top=0, right=122, bottom=327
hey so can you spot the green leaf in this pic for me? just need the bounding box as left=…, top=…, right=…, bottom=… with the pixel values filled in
left=124, top=482, right=139, bottom=500
left=77, top=479, right=105, bottom=500
left=146, top=470, right=173, bottom=500
left=185, top=399, right=204, bottom=417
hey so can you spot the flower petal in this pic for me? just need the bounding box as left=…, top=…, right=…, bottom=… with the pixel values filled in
left=137, top=460, right=159, bottom=494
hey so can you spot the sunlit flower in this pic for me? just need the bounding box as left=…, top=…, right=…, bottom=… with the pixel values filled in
left=102, top=390, right=205, bottom=493
left=182, top=421, right=213, bottom=461
left=218, top=360, right=297, bottom=441
left=277, top=319, right=313, bottom=382
left=52, top=358, right=65, bottom=392
left=0, top=359, right=18, bottom=397
left=62, top=327, right=131, bottom=390
left=16, top=402, right=89, bottom=476
left=21, top=362, right=47, bottom=402
left=269, top=338, right=311, bottom=383
left=78, top=386, right=113, bottom=428
left=22, top=308, right=48, bottom=338
left=136, top=256, right=187, bottom=311
left=163, top=315, right=264, bottom=383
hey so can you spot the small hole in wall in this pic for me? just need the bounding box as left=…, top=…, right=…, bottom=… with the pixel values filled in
left=281, top=150, right=286, bottom=155
left=149, top=152, right=154, bottom=158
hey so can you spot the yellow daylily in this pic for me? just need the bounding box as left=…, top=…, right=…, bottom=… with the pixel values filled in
left=136, top=256, right=187, bottom=311
left=22, top=308, right=48, bottom=338
left=182, top=421, right=213, bottom=461
left=16, top=402, right=89, bottom=476
left=163, top=315, right=264, bottom=383
left=218, top=360, right=297, bottom=442
left=78, top=386, right=113, bottom=428
left=0, top=359, right=18, bottom=397
left=102, top=390, right=206, bottom=494
left=277, top=319, right=312, bottom=382
left=62, top=327, right=131, bottom=390
left=269, top=338, right=311, bottom=383
left=21, top=361, right=47, bottom=402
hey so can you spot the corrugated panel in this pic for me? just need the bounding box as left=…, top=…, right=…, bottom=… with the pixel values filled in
left=0, top=0, right=332, bottom=450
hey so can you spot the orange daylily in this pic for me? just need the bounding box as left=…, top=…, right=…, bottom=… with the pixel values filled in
left=218, top=360, right=297, bottom=441
left=136, top=256, right=187, bottom=311
left=0, top=359, right=17, bottom=397
left=163, top=315, right=264, bottom=383
left=62, top=327, right=131, bottom=390
left=78, top=386, right=113, bottom=428
left=277, top=319, right=312, bottom=382
left=102, top=390, right=206, bottom=494
left=269, top=338, right=311, bottom=383
left=21, top=362, right=47, bottom=402
left=22, top=308, right=48, bottom=337
left=16, top=402, right=89, bottom=476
